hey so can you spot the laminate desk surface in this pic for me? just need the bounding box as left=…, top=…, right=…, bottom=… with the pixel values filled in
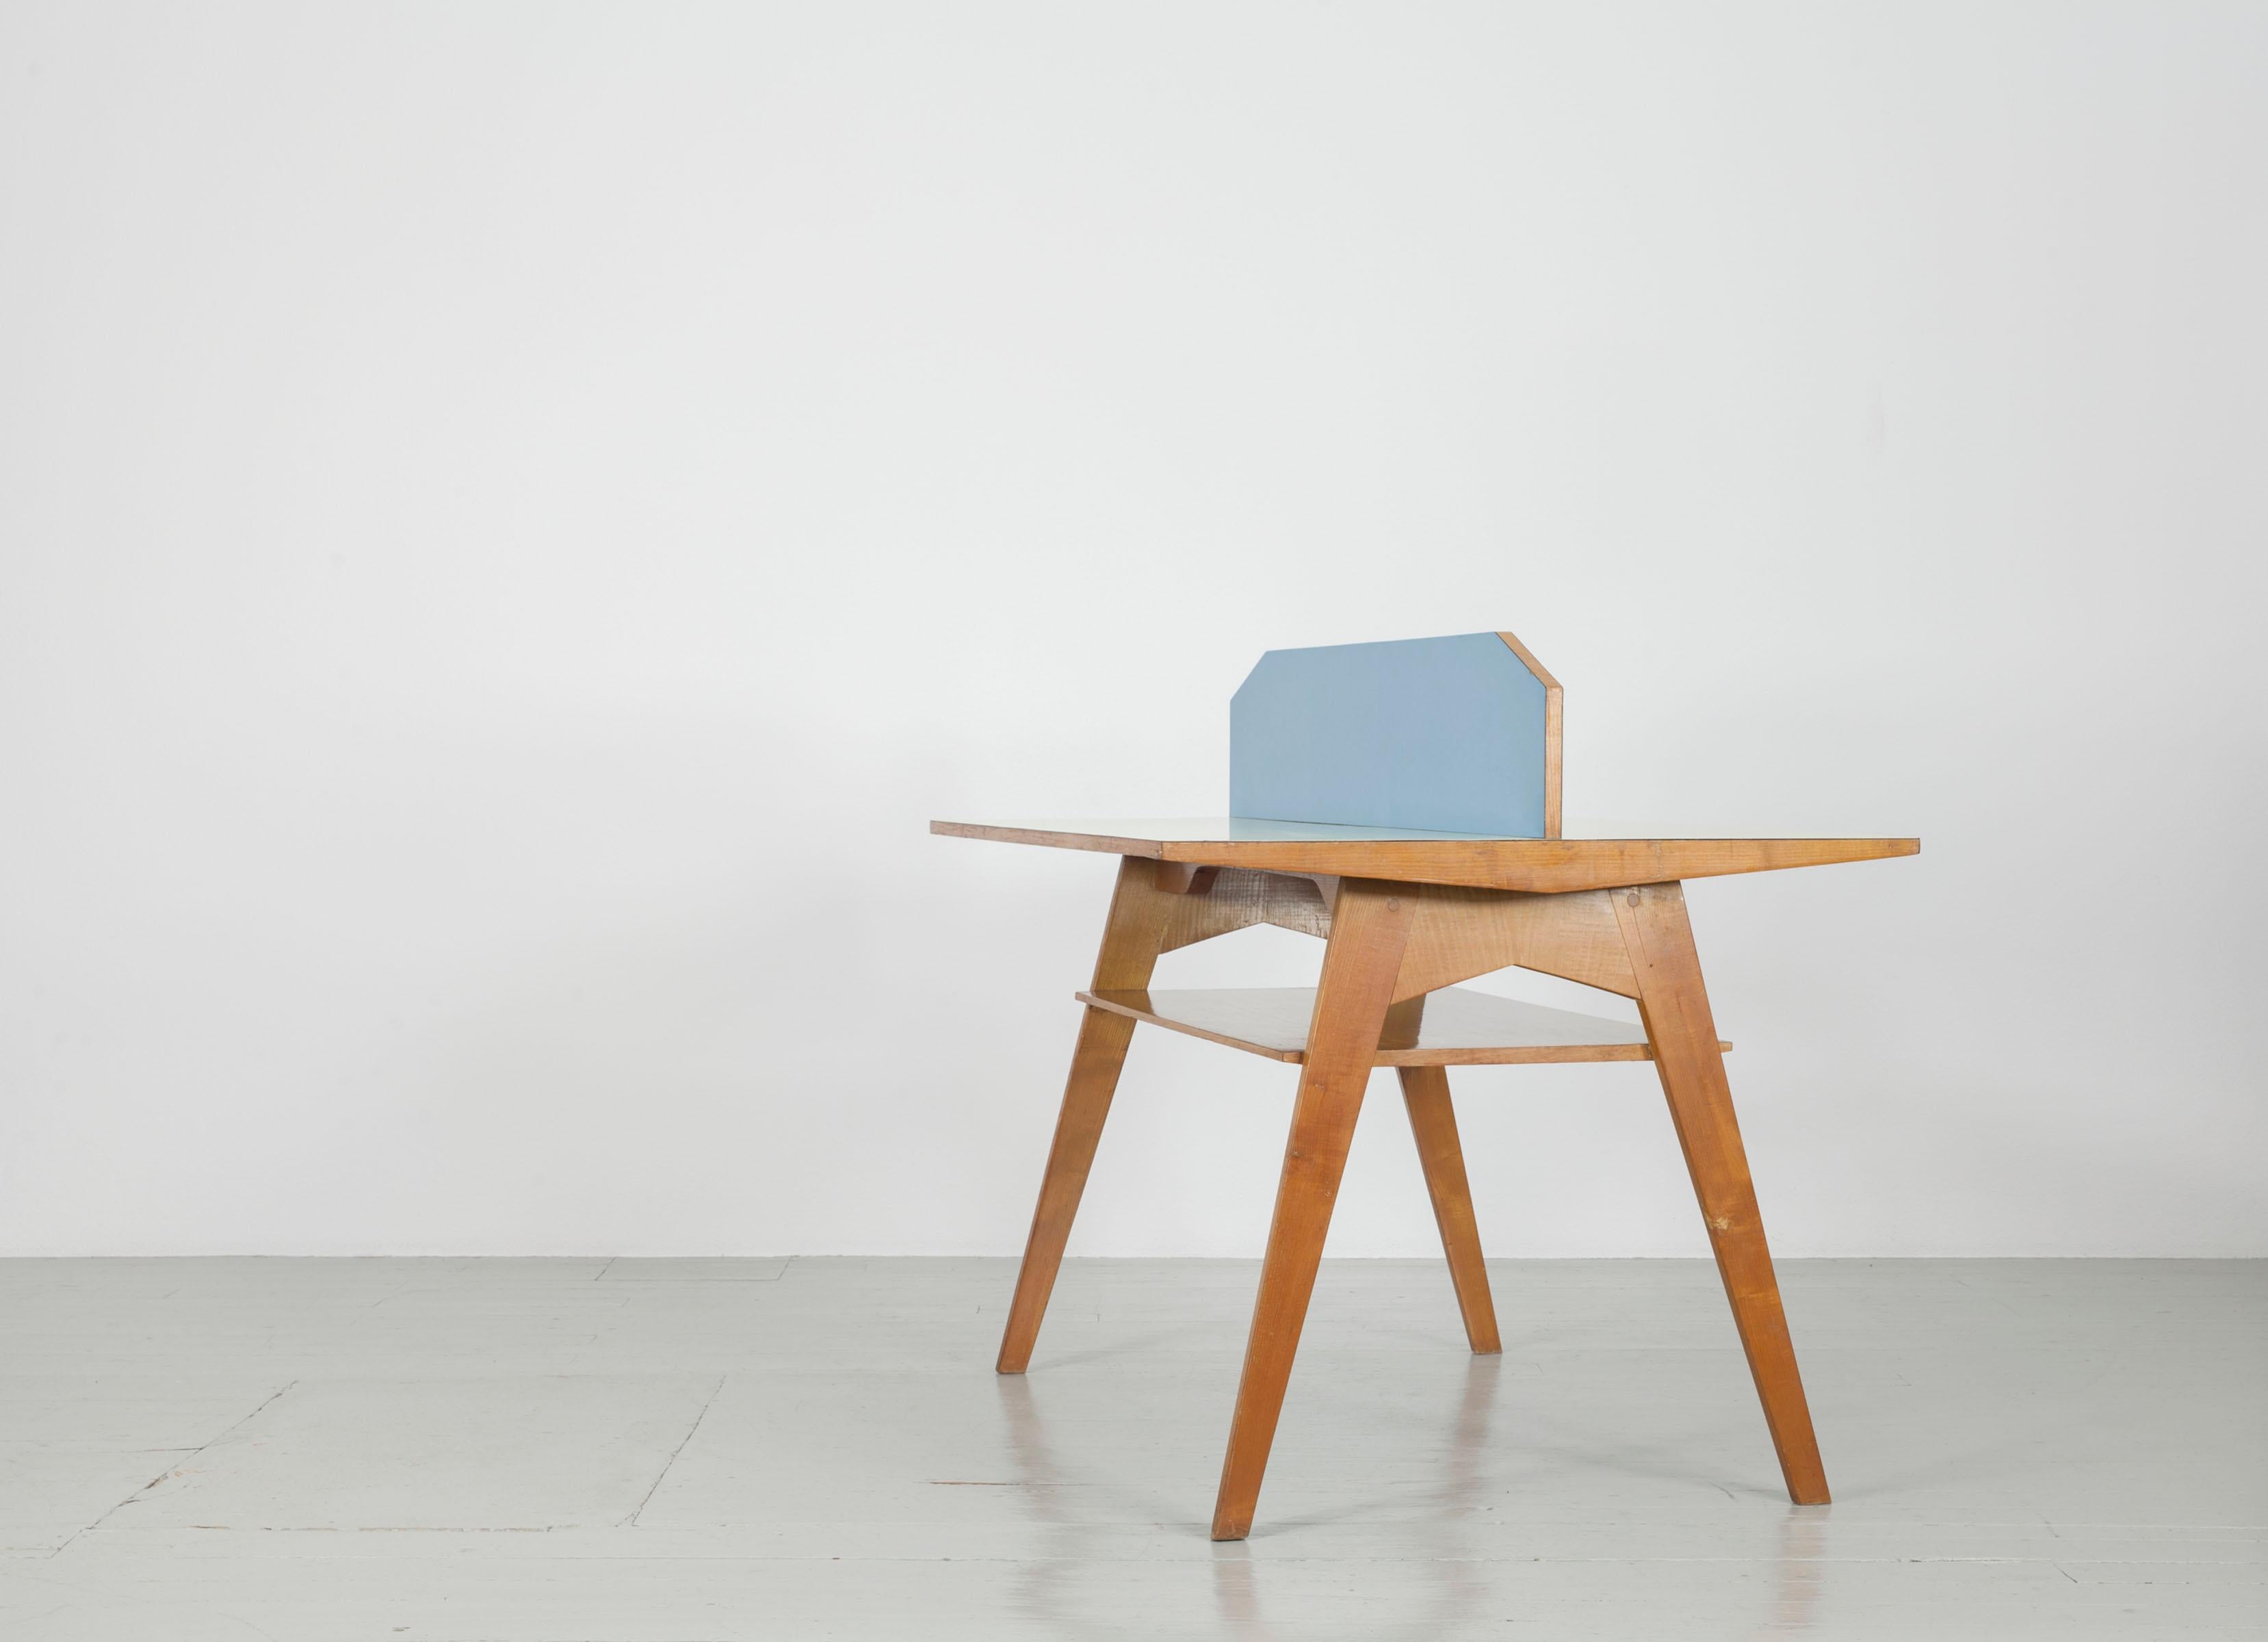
left=932, top=817, right=1918, bottom=894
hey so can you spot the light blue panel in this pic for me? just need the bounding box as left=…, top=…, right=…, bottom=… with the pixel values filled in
left=1229, top=633, right=1548, bottom=837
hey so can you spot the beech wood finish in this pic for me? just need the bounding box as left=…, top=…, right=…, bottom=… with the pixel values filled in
left=1075, top=985, right=1730, bottom=1065
left=1494, top=629, right=1563, bottom=839
left=957, top=833, right=1910, bottom=1537
left=931, top=818, right=1918, bottom=894
left=1211, top=878, right=1415, bottom=1540
left=1393, top=883, right=1638, bottom=1000
left=1613, top=880, right=1832, bottom=1504
left=994, top=856, right=1175, bottom=1375
left=1156, top=867, right=1334, bottom=952
left=1400, top=1064, right=1501, bottom=1355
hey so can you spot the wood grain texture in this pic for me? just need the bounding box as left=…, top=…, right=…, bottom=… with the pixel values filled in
left=1149, top=865, right=1645, bottom=1002
left=1398, top=1065, right=1501, bottom=1355
left=932, top=820, right=1919, bottom=894
left=1495, top=629, right=1563, bottom=840
left=1212, top=878, right=1415, bottom=1541
left=1158, top=868, right=1333, bottom=953
left=995, top=856, right=1179, bottom=1375
left=1076, top=986, right=1726, bottom=1066
left=1392, top=883, right=1638, bottom=1001
left=1613, top=880, right=1831, bottom=1506
left=1154, top=862, right=1221, bottom=895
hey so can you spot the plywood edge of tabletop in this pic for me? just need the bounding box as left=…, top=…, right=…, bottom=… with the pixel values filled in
left=928, top=820, right=1166, bottom=857
left=1147, top=835, right=1920, bottom=891
left=930, top=823, right=1920, bottom=892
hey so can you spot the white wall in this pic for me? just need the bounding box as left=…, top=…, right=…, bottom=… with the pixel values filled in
left=3, top=2, right=2262, bottom=1258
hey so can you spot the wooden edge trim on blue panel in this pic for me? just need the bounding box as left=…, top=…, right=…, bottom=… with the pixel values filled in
left=1496, top=630, right=1563, bottom=840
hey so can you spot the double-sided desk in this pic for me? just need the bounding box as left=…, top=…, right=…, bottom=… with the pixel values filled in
left=932, top=816, right=1918, bottom=1540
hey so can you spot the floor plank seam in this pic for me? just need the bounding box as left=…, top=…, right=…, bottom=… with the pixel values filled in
left=623, top=1374, right=725, bottom=1528
left=52, top=1377, right=300, bottom=1559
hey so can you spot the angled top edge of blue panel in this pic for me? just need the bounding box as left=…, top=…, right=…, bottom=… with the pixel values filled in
left=1230, top=631, right=1517, bottom=669
left=1228, top=632, right=1550, bottom=837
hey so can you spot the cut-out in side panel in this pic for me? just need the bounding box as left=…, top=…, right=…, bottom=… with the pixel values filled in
left=1229, top=632, right=1554, bottom=837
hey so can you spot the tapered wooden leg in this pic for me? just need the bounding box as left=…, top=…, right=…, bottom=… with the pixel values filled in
left=1398, top=1065, right=1501, bottom=1355
left=995, top=1007, right=1137, bottom=1374
left=1211, top=878, right=1416, bottom=1541
left=1614, top=881, right=1830, bottom=1504
left=997, top=857, right=1178, bottom=1375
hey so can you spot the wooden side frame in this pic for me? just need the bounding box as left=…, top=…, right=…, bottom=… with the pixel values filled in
left=1150, top=863, right=1637, bottom=1003
left=993, top=854, right=1836, bottom=1537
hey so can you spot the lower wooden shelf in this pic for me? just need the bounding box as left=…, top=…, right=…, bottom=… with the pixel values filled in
left=1078, top=986, right=1729, bottom=1067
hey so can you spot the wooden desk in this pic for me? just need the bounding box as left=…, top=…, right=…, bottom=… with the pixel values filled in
left=933, top=816, right=1918, bottom=1539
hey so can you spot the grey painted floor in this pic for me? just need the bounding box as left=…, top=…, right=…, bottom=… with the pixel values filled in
left=0, top=1257, right=2260, bottom=1639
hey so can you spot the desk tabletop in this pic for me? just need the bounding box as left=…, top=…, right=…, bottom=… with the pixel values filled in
left=931, top=818, right=1919, bottom=894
